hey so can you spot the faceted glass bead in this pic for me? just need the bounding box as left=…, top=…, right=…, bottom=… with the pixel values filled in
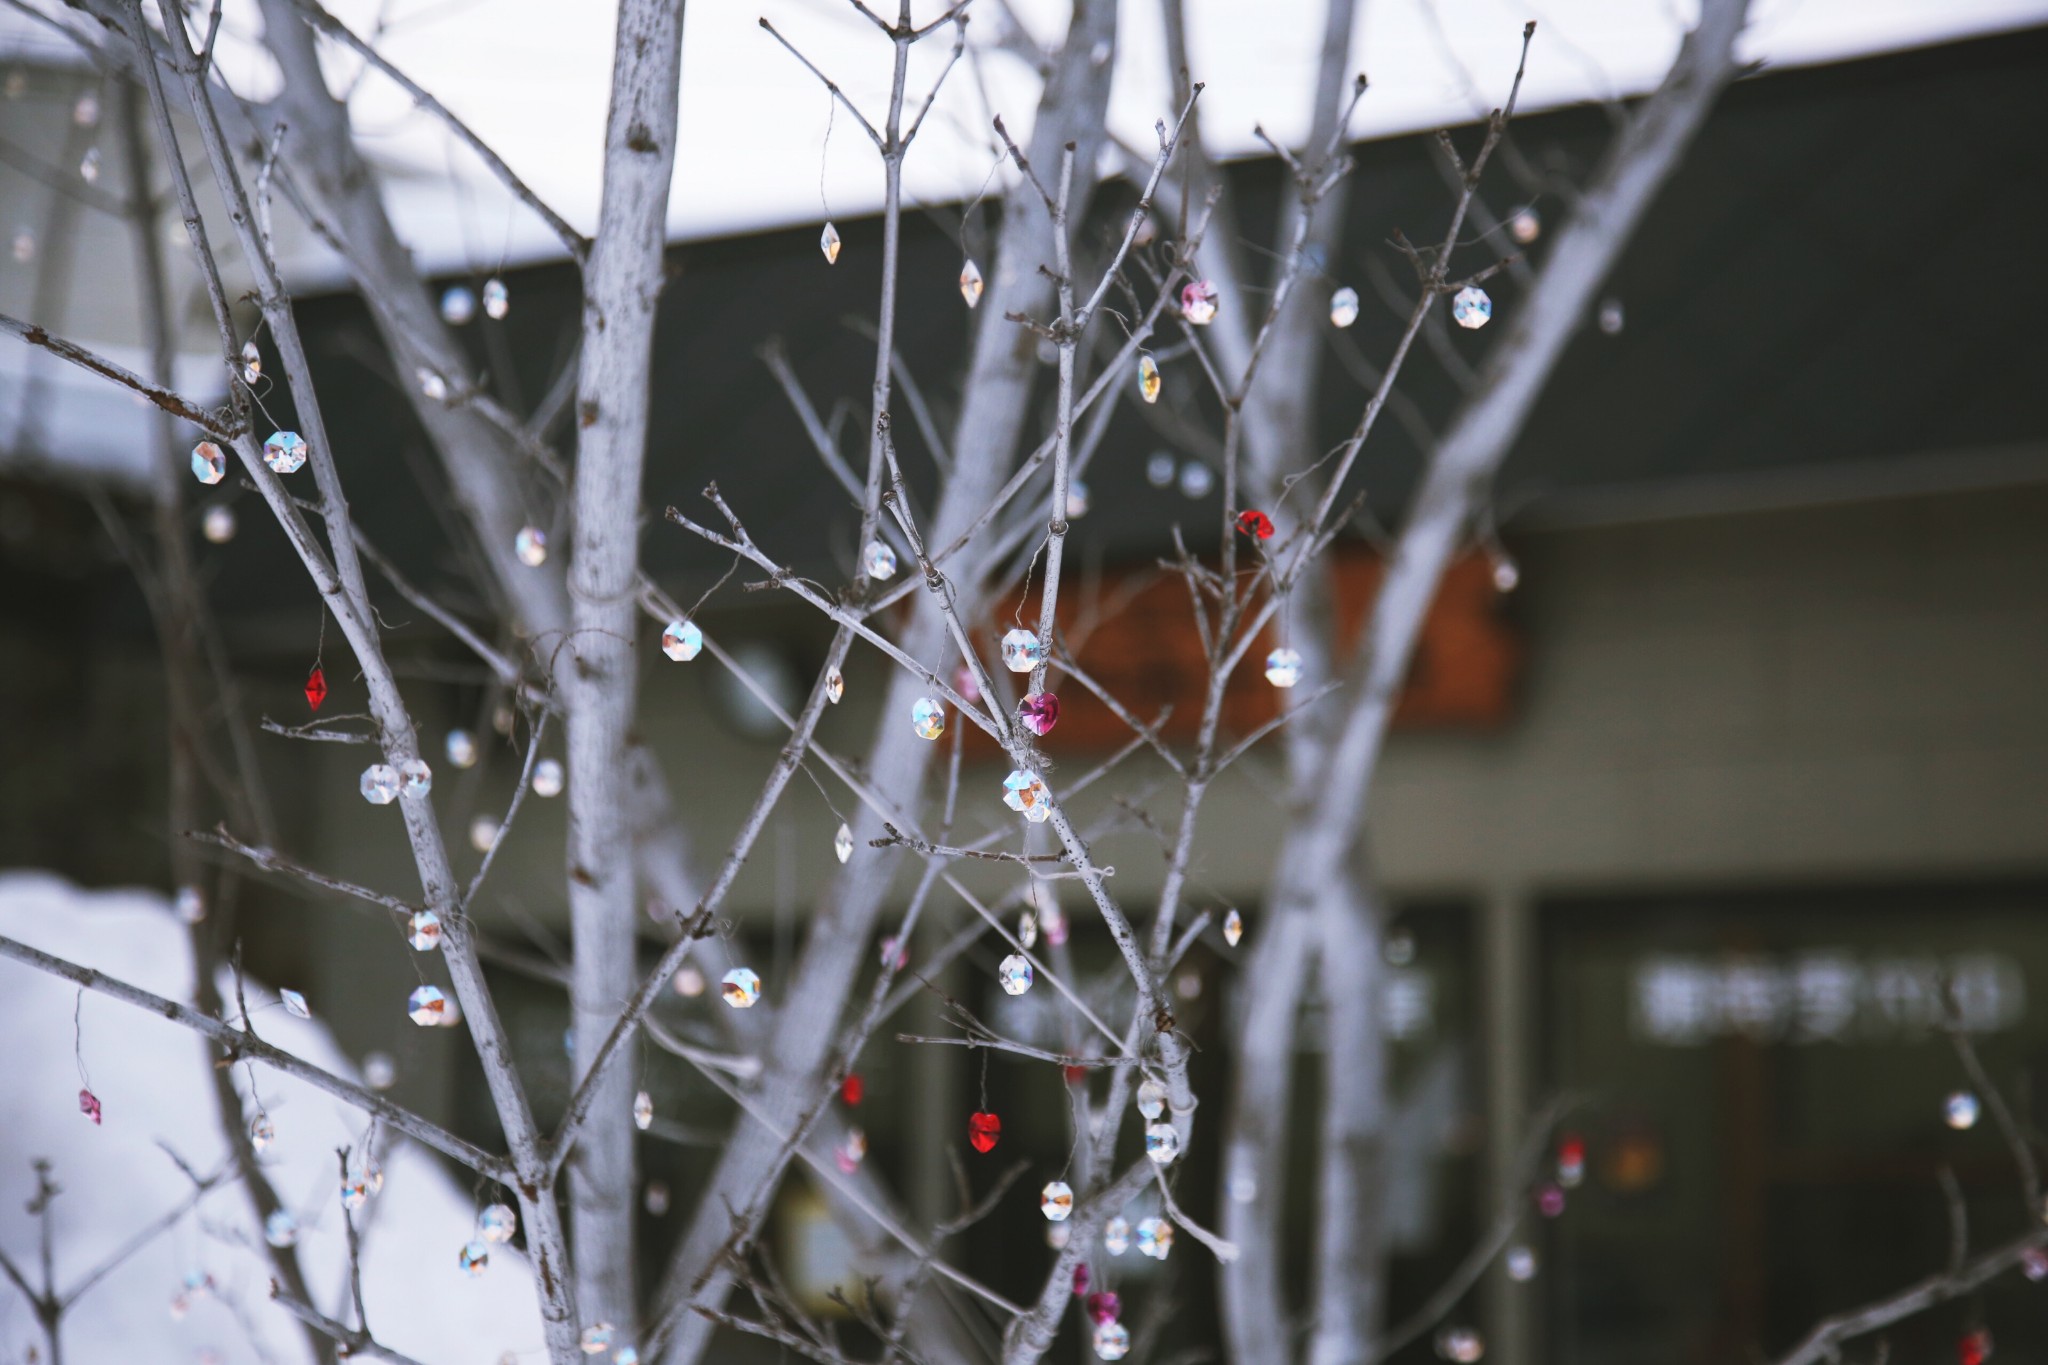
left=1943, top=1090, right=1980, bottom=1129
left=239, top=339, right=262, bottom=385
left=417, top=368, right=447, bottom=401
left=305, top=667, right=328, bottom=712
left=363, top=1052, right=396, bottom=1090
left=1102, top=1216, right=1131, bottom=1256
left=1092, top=1321, right=1131, bottom=1361
left=1086, top=1290, right=1120, bottom=1324
left=581, top=1323, right=615, bottom=1354
left=1002, top=769, right=1051, bottom=823
left=340, top=1171, right=370, bottom=1210
left=1138, top=353, right=1161, bottom=404
left=1557, top=1134, right=1586, bottom=1188
left=825, top=670, right=844, bottom=704
left=1136, top=1077, right=1166, bottom=1120
left=1018, top=909, right=1038, bottom=949
left=174, top=884, right=205, bottom=924
left=1048, top=1223, right=1070, bottom=1249
left=262, top=430, right=307, bottom=474
left=1598, top=297, right=1625, bottom=334
left=1534, top=1182, right=1566, bottom=1217
left=280, top=988, right=309, bottom=1019
left=911, top=697, right=945, bottom=741
left=458, top=1240, right=489, bottom=1276
left=820, top=222, right=841, bottom=265
left=661, top=618, right=703, bottom=661
left=399, top=758, right=431, bottom=795
left=1451, top=286, right=1492, bottom=330
left=407, top=984, right=447, bottom=1025
left=482, top=277, right=509, bottom=320
left=1000, top=629, right=1044, bottom=673
left=73, top=151, right=95, bottom=186
left=1018, top=692, right=1060, bottom=737
left=191, top=441, right=226, bottom=485
left=1224, top=909, right=1243, bottom=947
left=1145, top=1122, right=1181, bottom=1164
left=1491, top=553, right=1520, bottom=593
left=2022, top=1246, right=2048, bottom=1281
left=360, top=764, right=400, bottom=805
left=959, top=259, right=984, bottom=308
left=633, top=1089, right=654, bottom=1130
left=470, top=815, right=501, bottom=851
left=72, top=92, right=98, bottom=126
left=1510, top=207, right=1541, bottom=244
left=841, top=1073, right=864, bottom=1105
left=515, top=526, right=547, bottom=566
left=1505, top=1245, right=1537, bottom=1281
left=1136, top=1216, right=1173, bottom=1260
left=1959, top=1329, right=1992, bottom=1365
left=833, top=822, right=853, bottom=864
left=1236, top=509, right=1274, bottom=539
left=79, top=1087, right=101, bottom=1124
left=998, top=953, right=1034, bottom=996
left=862, top=540, right=897, bottom=581
left=1264, top=647, right=1303, bottom=689
left=202, top=504, right=236, bottom=544
left=1066, top=480, right=1090, bottom=519
left=1072, top=1264, right=1089, bottom=1296
left=1039, top=1181, right=1074, bottom=1222
left=968, top=1110, right=1001, bottom=1153
left=263, top=1209, right=297, bottom=1247
left=1180, top=279, right=1219, bottom=326
left=532, top=758, right=564, bottom=798
left=1177, top=461, right=1213, bottom=499
left=1330, top=286, right=1360, bottom=328
left=440, top=286, right=476, bottom=325
left=441, top=995, right=464, bottom=1027
left=673, top=964, right=705, bottom=996
left=834, top=1128, right=866, bottom=1173
left=1436, top=1326, right=1485, bottom=1362
left=616, top=1350, right=641, bottom=1365
left=721, top=967, right=762, bottom=1008
left=1145, top=451, right=1176, bottom=487
left=479, top=1203, right=518, bottom=1243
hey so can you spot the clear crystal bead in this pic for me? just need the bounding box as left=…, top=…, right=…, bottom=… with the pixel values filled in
left=1146, top=451, right=1177, bottom=487
left=341, top=1171, right=370, bottom=1210
left=407, top=984, right=447, bottom=1025
left=515, top=526, right=547, bottom=566
left=1330, top=286, right=1360, bottom=328
left=581, top=1323, right=615, bottom=1354
left=1505, top=1245, right=1537, bottom=1281
left=1436, top=1326, right=1485, bottom=1362
left=959, top=259, right=984, bottom=308
left=1510, top=207, right=1541, bottom=244
left=1136, top=1077, right=1166, bottom=1120
left=1039, top=1181, right=1074, bottom=1222
left=1598, top=297, right=1625, bottom=334
left=1002, top=769, right=1051, bottom=823
left=998, top=953, right=1033, bottom=996
left=72, top=92, right=98, bottom=126
left=644, top=1180, right=671, bottom=1215
left=826, top=670, right=844, bottom=703
left=262, top=430, right=307, bottom=474
left=191, top=441, right=226, bottom=485
left=363, top=1052, right=396, bottom=1090
left=862, top=540, right=897, bottom=580
left=1000, top=629, right=1044, bottom=673
left=470, top=814, right=500, bottom=851
left=399, top=758, right=431, bottom=795
left=202, top=504, right=236, bottom=543
left=721, top=967, right=761, bottom=1008
left=672, top=964, right=705, bottom=997
left=482, top=277, right=509, bottom=320
left=458, top=1240, right=489, bottom=1275
left=1224, top=909, right=1243, bottom=946
left=820, top=222, right=841, bottom=264
left=633, top=1089, right=654, bottom=1130
left=1138, top=353, right=1161, bottom=404
left=661, top=618, right=703, bottom=661
left=280, top=988, right=309, bottom=1019
left=440, top=286, right=476, bottom=325
left=530, top=757, right=564, bottom=798
left=1180, top=279, right=1219, bottom=325
left=416, top=367, right=448, bottom=401
left=1491, top=553, right=1520, bottom=592
left=1092, top=1321, right=1131, bottom=1361
left=835, top=1128, right=866, bottom=1173
left=1177, top=461, right=1213, bottom=499
left=1018, top=909, right=1037, bottom=949
left=1066, top=479, right=1090, bottom=519
left=1135, top=1215, right=1173, bottom=1260
left=911, top=697, right=945, bottom=741
left=360, top=764, right=399, bottom=804
left=250, top=1113, right=275, bottom=1151
left=239, top=339, right=262, bottom=384
left=834, top=823, right=853, bottom=864
left=174, top=885, right=205, bottom=923
left=263, top=1208, right=297, bottom=1247
left=1264, top=647, right=1303, bottom=688
left=1451, top=286, right=1492, bottom=330
left=1944, top=1090, right=1980, bottom=1130
left=1103, top=1215, right=1130, bottom=1255
left=1145, top=1122, right=1181, bottom=1163
left=408, top=911, right=443, bottom=951
left=616, top=1350, right=641, bottom=1365
left=478, top=1203, right=517, bottom=1243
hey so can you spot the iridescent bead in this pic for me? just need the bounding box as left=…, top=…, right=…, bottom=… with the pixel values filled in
left=1598, top=297, right=1625, bottom=334
left=998, top=954, right=1034, bottom=997
left=360, top=764, right=399, bottom=805
left=174, top=885, right=205, bottom=924
left=1451, top=286, right=1492, bottom=330
left=862, top=540, right=897, bottom=580
left=1072, top=1264, right=1090, bottom=1295
left=482, top=277, right=509, bottom=320
left=1505, top=1245, right=1537, bottom=1281
left=202, top=504, right=236, bottom=543
left=835, top=1128, right=866, bottom=1173
left=238, top=339, right=261, bottom=384
left=340, top=1170, right=370, bottom=1210
left=2022, top=1246, right=2048, bottom=1281
left=79, top=148, right=100, bottom=187
left=1136, top=1216, right=1173, bottom=1260
left=1000, top=629, right=1045, bottom=673
left=250, top=1114, right=275, bottom=1151
left=819, top=222, right=841, bottom=265
left=825, top=670, right=844, bottom=703
left=1039, top=1181, right=1074, bottom=1222
left=1330, top=286, right=1360, bottom=328
left=672, top=965, right=705, bottom=997
left=440, top=286, right=476, bottom=325
left=1510, top=207, right=1541, bottom=244
left=911, top=697, right=945, bottom=741
left=1224, top=909, right=1244, bottom=946
left=1092, top=1321, right=1131, bottom=1360
left=398, top=758, right=432, bottom=795
left=1534, top=1182, right=1566, bottom=1217
left=834, top=823, right=853, bottom=864
left=1138, top=354, right=1161, bottom=404
left=1944, top=1090, right=1980, bottom=1130
left=458, top=1240, right=489, bottom=1275
left=721, top=967, right=762, bottom=1008
left=417, top=368, right=447, bottom=401
left=263, top=1209, right=297, bottom=1247
left=478, top=1203, right=517, bottom=1243
left=532, top=758, right=564, bottom=798
left=1103, top=1215, right=1130, bottom=1255
left=191, top=441, right=226, bottom=485
left=514, top=526, right=547, bottom=566
left=1436, top=1325, right=1485, bottom=1362
left=1066, top=481, right=1090, bottom=519
left=1144, top=1122, right=1181, bottom=1164
left=1018, top=692, right=1060, bottom=737
left=1018, top=909, right=1038, bottom=949
left=1136, top=1077, right=1166, bottom=1120
left=470, top=815, right=500, bottom=851
left=363, top=1052, right=396, bottom=1090
left=280, top=988, right=309, bottom=1019
left=1177, top=461, right=1213, bottom=499
left=661, top=618, right=703, bottom=661
left=1145, top=451, right=1176, bottom=487
left=1264, top=647, right=1303, bottom=688
left=72, top=92, right=99, bottom=126
left=1180, top=279, right=1219, bottom=326
left=440, top=730, right=477, bottom=769
left=616, top=1350, right=641, bottom=1365
left=407, top=984, right=447, bottom=1025
left=1491, top=553, right=1520, bottom=592
left=1002, top=769, right=1051, bottom=823
left=633, top=1090, right=653, bottom=1131
left=262, top=431, right=307, bottom=474
left=959, top=259, right=984, bottom=308
left=1087, top=1289, right=1121, bottom=1324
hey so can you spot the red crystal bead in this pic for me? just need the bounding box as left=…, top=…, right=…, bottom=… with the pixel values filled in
left=1236, top=509, right=1274, bottom=540
left=840, top=1074, right=863, bottom=1106
left=1086, top=1291, right=1121, bottom=1326
left=79, top=1087, right=101, bottom=1125
left=967, top=1110, right=1001, bottom=1154
left=1071, top=1264, right=1090, bottom=1295
left=304, top=666, right=328, bottom=712
left=1063, top=1064, right=1087, bottom=1085
left=1018, top=692, right=1061, bottom=737
left=1959, top=1329, right=1993, bottom=1365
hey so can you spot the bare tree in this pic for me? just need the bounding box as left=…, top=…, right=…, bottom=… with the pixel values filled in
left=17, top=3, right=2016, bottom=1365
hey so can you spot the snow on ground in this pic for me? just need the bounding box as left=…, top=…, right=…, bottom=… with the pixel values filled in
left=0, top=871, right=543, bottom=1364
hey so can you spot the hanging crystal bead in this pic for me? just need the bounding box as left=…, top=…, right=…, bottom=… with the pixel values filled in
left=1451, top=286, right=1492, bottom=329
left=1330, top=286, right=1360, bottom=328
left=997, top=954, right=1033, bottom=996
left=262, top=431, right=308, bottom=474
left=721, top=967, right=762, bottom=1008
left=191, top=441, right=226, bottom=485
left=1039, top=1181, right=1074, bottom=1221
